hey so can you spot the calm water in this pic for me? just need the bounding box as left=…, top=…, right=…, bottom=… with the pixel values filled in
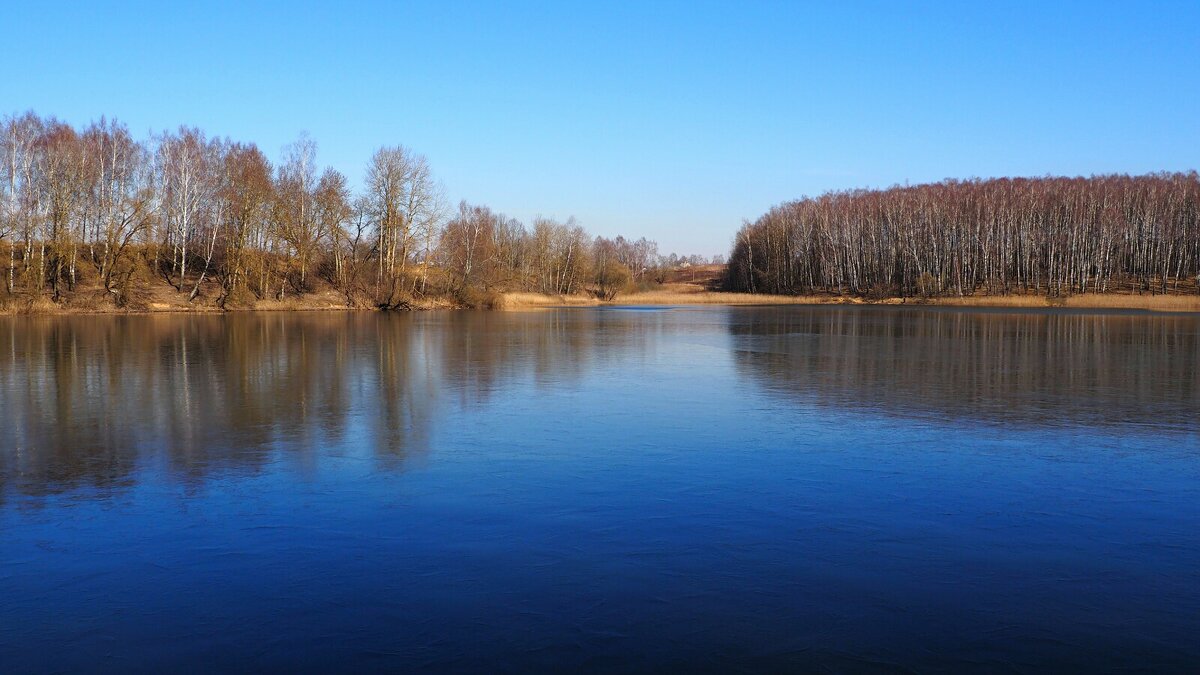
left=1, top=307, right=1198, bottom=672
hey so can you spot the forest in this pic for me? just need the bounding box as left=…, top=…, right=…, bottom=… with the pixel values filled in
left=0, top=111, right=714, bottom=312
left=726, top=174, right=1200, bottom=298
left=6, top=110, right=1198, bottom=312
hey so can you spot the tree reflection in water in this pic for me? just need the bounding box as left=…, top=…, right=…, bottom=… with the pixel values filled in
left=2, top=306, right=1197, bottom=502
left=730, top=306, right=1199, bottom=431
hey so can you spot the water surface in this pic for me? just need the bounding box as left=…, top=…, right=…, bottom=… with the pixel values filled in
left=1, top=307, right=1198, bottom=672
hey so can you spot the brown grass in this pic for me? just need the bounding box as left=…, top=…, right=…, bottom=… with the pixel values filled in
left=495, top=292, right=602, bottom=310
left=0, top=294, right=58, bottom=316
left=927, top=293, right=1200, bottom=312
left=499, top=282, right=865, bottom=310
left=604, top=289, right=838, bottom=306
left=497, top=282, right=1200, bottom=313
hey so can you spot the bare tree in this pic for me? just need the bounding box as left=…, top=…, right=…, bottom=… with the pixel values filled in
left=33, top=120, right=88, bottom=298
left=365, top=145, right=442, bottom=305
left=274, top=133, right=326, bottom=294
left=156, top=127, right=215, bottom=291
left=440, top=201, right=500, bottom=294
left=215, top=143, right=273, bottom=305
left=0, top=112, right=43, bottom=293
left=79, top=118, right=156, bottom=298
left=315, top=167, right=353, bottom=300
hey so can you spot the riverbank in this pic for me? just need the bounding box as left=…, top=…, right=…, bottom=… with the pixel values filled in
left=4, top=279, right=1200, bottom=315
left=0, top=283, right=457, bottom=316
left=495, top=285, right=1200, bottom=313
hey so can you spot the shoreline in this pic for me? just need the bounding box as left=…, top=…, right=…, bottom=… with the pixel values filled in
left=6, top=289, right=1199, bottom=316
left=492, top=286, right=1200, bottom=313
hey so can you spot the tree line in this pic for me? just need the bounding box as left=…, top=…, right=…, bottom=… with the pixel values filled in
left=726, top=174, right=1200, bottom=297
left=0, top=111, right=714, bottom=309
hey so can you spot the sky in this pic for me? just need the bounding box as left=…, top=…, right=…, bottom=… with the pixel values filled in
left=3, top=1, right=1198, bottom=256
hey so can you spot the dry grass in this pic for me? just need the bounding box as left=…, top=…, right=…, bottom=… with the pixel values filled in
left=607, top=281, right=856, bottom=306
left=499, top=283, right=1200, bottom=313
left=0, top=294, right=58, bottom=315
left=606, top=289, right=839, bottom=305
left=495, top=292, right=602, bottom=310
left=498, top=283, right=850, bottom=309
left=6, top=281, right=371, bottom=315
left=624, top=280, right=1200, bottom=312
left=927, top=293, right=1200, bottom=312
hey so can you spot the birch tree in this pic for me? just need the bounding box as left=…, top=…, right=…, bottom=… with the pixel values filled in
left=156, top=127, right=214, bottom=291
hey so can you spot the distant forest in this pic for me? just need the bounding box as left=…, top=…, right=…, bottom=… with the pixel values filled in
left=0, top=111, right=716, bottom=310
left=726, top=173, right=1200, bottom=297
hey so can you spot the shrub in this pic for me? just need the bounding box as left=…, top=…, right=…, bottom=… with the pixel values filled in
left=866, top=282, right=896, bottom=301
left=593, top=260, right=633, bottom=300
left=916, top=272, right=939, bottom=298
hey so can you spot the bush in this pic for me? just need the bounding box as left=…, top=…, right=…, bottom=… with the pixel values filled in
left=452, top=285, right=504, bottom=309
left=916, top=272, right=939, bottom=298
left=219, top=284, right=258, bottom=309
left=378, top=286, right=415, bottom=310
left=593, top=261, right=633, bottom=300
left=866, top=282, right=896, bottom=301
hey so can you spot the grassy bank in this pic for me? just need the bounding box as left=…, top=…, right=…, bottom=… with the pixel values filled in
left=0, top=280, right=454, bottom=316
left=499, top=265, right=1200, bottom=313
left=496, top=286, right=1200, bottom=313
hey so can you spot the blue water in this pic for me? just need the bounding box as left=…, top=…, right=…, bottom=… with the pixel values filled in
left=1, top=307, right=1197, bottom=672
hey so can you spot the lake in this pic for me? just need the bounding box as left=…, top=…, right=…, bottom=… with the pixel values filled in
left=1, top=307, right=1198, bottom=672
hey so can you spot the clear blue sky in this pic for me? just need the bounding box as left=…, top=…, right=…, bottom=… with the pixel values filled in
left=3, top=1, right=1198, bottom=256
